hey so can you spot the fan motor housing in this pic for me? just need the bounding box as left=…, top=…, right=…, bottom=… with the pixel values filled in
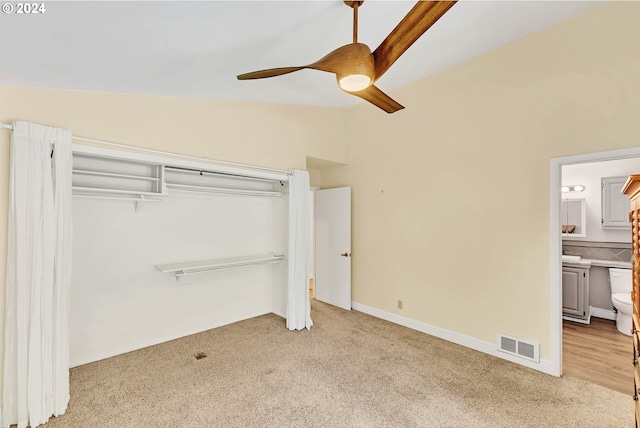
left=344, top=1, right=364, bottom=8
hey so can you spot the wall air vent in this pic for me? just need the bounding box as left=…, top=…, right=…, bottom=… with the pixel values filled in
left=497, top=334, right=539, bottom=363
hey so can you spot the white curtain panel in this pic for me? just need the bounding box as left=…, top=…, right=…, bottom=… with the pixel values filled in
left=286, top=170, right=313, bottom=331
left=3, top=121, right=73, bottom=428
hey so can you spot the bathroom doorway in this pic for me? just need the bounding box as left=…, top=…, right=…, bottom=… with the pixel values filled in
left=552, top=149, right=640, bottom=395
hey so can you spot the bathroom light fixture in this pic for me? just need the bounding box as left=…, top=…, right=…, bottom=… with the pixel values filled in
left=562, top=185, right=585, bottom=192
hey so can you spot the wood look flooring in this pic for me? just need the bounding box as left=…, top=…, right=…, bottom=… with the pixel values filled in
left=563, top=318, right=633, bottom=396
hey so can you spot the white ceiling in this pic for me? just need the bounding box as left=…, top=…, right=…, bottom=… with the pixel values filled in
left=0, top=1, right=604, bottom=108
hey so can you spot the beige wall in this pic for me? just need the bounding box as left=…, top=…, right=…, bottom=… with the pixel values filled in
left=0, top=87, right=348, bottom=401
left=323, top=2, right=640, bottom=360
left=307, top=168, right=323, bottom=188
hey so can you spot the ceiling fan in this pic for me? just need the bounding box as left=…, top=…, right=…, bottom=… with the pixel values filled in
left=237, top=1, right=457, bottom=113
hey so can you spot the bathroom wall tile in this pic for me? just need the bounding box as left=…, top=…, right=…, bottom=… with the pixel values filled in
left=594, top=248, right=613, bottom=260
left=616, top=249, right=632, bottom=262
left=562, top=242, right=632, bottom=262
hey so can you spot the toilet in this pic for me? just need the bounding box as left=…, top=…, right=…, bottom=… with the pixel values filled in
left=610, top=268, right=633, bottom=336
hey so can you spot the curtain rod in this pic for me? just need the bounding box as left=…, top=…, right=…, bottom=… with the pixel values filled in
left=0, top=121, right=289, bottom=175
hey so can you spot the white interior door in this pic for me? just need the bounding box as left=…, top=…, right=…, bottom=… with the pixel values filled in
left=315, top=187, right=351, bottom=310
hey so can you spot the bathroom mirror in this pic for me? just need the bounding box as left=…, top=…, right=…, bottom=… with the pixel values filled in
left=561, top=198, right=586, bottom=238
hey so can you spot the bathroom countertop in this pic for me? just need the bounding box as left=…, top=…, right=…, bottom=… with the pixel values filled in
left=562, top=258, right=632, bottom=269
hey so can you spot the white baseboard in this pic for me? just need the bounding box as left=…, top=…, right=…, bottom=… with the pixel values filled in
left=589, top=306, right=617, bottom=321
left=562, top=314, right=591, bottom=324
left=351, top=301, right=555, bottom=376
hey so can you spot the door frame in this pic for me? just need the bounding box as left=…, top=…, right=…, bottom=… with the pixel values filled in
left=550, top=146, right=640, bottom=376
left=309, top=186, right=319, bottom=299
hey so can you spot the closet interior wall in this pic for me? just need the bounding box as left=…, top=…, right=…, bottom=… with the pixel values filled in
left=70, top=146, right=288, bottom=367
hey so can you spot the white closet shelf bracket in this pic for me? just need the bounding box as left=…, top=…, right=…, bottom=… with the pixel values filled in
left=155, top=254, right=286, bottom=281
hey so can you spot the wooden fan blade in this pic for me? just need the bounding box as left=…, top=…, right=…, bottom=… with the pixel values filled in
left=237, top=67, right=305, bottom=80
left=373, top=1, right=456, bottom=81
left=237, top=43, right=373, bottom=81
left=344, top=85, right=404, bottom=113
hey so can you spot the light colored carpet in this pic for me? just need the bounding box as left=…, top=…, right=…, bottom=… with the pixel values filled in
left=45, top=301, right=632, bottom=428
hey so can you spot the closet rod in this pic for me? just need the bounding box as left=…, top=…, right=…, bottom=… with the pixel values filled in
left=74, top=194, right=163, bottom=203
left=0, top=121, right=288, bottom=175
left=174, top=259, right=284, bottom=279
left=165, top=182, right=283, bottom=197
left=164, top=166, right=282, bottom=184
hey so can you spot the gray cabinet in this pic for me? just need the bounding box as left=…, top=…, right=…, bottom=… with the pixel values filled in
left=602, top=176, right=631, bottom=229
left=562, top=266, right=590, bottom=320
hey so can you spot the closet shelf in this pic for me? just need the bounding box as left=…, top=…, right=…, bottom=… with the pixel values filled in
left=155, top=254, right=285, bottom=280
left=165, top=182, right=283, bottom=198
left=72, top=186, right=164, bottom=196
left=73, top=169, right=161, bottom=182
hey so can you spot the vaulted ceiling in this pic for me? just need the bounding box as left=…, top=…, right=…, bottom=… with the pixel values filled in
left=0, top=1, right=604, bottom=108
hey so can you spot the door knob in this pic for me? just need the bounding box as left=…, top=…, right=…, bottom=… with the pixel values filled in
left=341, top=252, right=351, bottom=257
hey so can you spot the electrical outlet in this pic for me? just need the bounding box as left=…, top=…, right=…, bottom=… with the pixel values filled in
left=397, top=300, right=403, bottom=309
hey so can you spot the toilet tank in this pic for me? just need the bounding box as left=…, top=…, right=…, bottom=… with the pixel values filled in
left=609, top=268, right=632, bottom=294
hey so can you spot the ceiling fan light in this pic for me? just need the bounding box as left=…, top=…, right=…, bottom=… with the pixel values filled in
left=339, top=74, right=371, bottom=92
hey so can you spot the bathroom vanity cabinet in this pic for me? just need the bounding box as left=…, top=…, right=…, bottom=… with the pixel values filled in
left=562, top=266, right=590, bottom=321
left=621, top=174, right=640, bottom=425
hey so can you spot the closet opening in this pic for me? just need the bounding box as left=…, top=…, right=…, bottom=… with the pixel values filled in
left=69, top=144, right=299, bottom=367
